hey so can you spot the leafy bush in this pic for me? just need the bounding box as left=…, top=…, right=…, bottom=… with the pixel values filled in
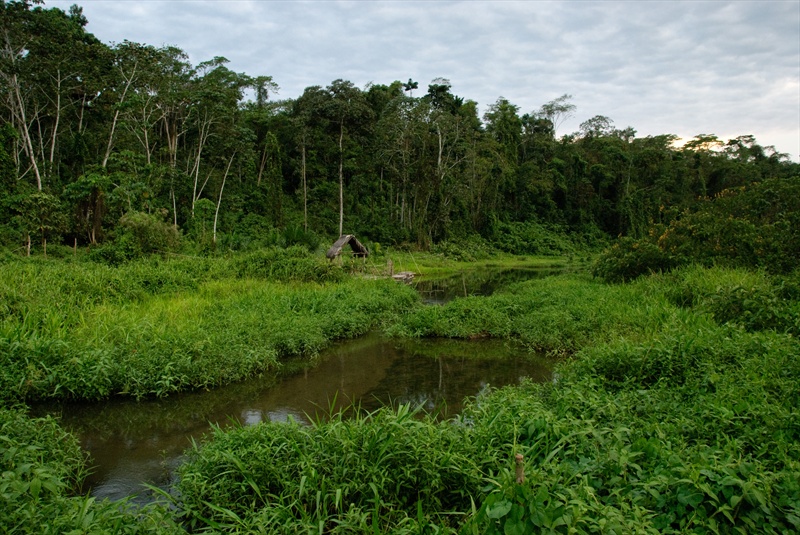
left=594, top=176, right=800, bottom=281
left=90, top=210, right=180, bottom=264
left=654, top=265, right=800, bottom=336
left=489, top=220, right=578, bottom=256
left=281, top=225, right=321, bottom=252
left=233, top=246, right=344, bottom=283
left=119, top=211, right=180, bottom=254
left=430, top=235, right=492, bottom=261
left=592, top=236, right=679, bottom=282
left=0, top=406, right=179, bottom=533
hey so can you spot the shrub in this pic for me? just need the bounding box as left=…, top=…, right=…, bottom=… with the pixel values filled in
left=593, top=176, right=800, bottom=282
left=430, top=235, right=492, bottom=261
left=119, top=211, right=180, bottom=255
left=233, top=246, right=344, bottom=283
left=592, top=236, right=679, bottom=282
left=0, top=406, right=179, bottom=533
left=90, top=211, right=180, bottom=264
left=489, top=220, right=578, bottom=256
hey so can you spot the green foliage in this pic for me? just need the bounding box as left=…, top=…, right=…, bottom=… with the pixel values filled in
left=594, top=176, right=800, bottom=281
left=90, top=211, right=180, bottom=264
left=188, top=198, right=217, bottom=251
left=173, top=264, right=800, bottom=533
left=2, top=0, right=797, bottom=255
left=653, top=265, right=800, bottom=336
left=233, top=246, right=343, bottom=282
left=389, top=273, right=670, bottom=353
left=592, top=236, right=679, bottom=282
left=464, top=379, right=800, bottom=533
left=488, top=220, right=581, bottom=256
left=3, top=261, right=800, bottom=533
left=175, top=404, right=478, bottom=533
left=280, top=225, right=320, bottom=251
left=0, top=253, right=417, bottom=401
left=0, top=406, right=179, bottom=533
left=430, top=236, right=493, bottom=262
left=118, top=210, right=181, bottom=254
left=462, top=335, right=799, bottom=532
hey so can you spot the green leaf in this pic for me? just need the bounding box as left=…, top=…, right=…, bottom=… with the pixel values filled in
left=486, top=499, right=513, bottom=519
left=677, top=489, right=704, bottom=508
left=503, top=515, right=527, bottom=535
left=29, top=477, right=41, bottom=498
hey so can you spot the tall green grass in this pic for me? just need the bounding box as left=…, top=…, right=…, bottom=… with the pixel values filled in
left=3, top=259, right=799, bottom=533
left=388, top=272, right=683, bottom=353
left=0, top=406, right=180, bottom=534
left=174, top=403, right=479, bottom=533
left=172, top=265, right=800, bottom=533
left=0, top=252, right=418, bottom=401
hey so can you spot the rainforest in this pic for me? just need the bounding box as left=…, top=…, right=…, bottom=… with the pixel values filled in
left=1, top=1, right=799, bottom=533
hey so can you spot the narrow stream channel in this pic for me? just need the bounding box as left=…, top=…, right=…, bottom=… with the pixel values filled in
left=29, top=267, right=562, bottom=503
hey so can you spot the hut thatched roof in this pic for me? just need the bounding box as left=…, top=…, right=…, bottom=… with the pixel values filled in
left=326, top=234, right=369, bottom=260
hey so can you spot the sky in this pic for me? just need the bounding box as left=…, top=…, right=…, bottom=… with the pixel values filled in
left=47, top=0, right=800, bottom=161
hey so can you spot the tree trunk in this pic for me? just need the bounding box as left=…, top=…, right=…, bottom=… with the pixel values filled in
left=11, top=74, right=42, bottom=190
left=213, top=152, right=236, bottom=245
left=48, top=70, right=62, bottom=171
left=302, top=143, right=307, bottom=232
left=191, top=113, right=212, bottom=217
left=103, top=62, right=137, bottom=169
left=338, top=118, right=344, bottom=237
left=257, top=139, right=268, bottom=187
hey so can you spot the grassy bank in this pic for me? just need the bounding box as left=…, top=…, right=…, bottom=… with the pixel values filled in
left=366, top=249, right=579, bottom=280
left=0, top=251, right=418, bottom=401
left=170, top=265, right=799, bottom=533
left=2, top=259, right=798, bottom=532
left=0, top=405, right=181, bottom=533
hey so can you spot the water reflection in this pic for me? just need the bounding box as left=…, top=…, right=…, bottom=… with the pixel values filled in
left=414, top=267, right=565, bottom=304
left=30, top=333, right=552, bottom=503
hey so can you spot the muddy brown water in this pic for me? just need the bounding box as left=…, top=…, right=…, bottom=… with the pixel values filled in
left=30, top=268, right=561, bottom=503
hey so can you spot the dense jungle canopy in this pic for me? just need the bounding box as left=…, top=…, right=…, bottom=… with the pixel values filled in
left=2, top=0, right=798, bottom=258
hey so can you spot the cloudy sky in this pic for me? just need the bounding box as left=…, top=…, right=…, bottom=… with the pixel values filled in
left=48, top=0, right=800, bottom=160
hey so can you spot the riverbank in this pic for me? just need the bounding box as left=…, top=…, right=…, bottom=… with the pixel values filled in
left=171, top=264, right=800, bottom=533
left=0, top=251, right=419, bottom=402
left=365, top=249, right=582, bottom=280
left=2, top=255, right=798, bottom=532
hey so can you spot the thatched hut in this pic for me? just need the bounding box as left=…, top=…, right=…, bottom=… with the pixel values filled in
left=326, top=234, right=369, bottom=260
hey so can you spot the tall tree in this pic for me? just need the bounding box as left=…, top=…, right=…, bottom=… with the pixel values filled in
left=537, top=94, right=575, bottom=136
left=324, top=79, right=372, bottom=237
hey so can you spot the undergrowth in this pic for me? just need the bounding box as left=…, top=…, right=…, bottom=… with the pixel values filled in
left=0, top=406, right=180, bottom=534
left=2, top=260, right=799, bottom=533
left=0, top=251, right=418, bottom=401
left=170, top=265, right=800, bottom=533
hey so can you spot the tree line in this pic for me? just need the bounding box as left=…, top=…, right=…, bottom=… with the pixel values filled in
left=2, top=0, right=798, bottom=257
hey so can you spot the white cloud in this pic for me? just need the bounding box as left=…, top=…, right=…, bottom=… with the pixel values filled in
left=47, top=0, right=800, bottom=159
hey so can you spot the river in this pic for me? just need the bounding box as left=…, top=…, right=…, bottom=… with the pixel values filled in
left=30, top=267, right=561, bottom=502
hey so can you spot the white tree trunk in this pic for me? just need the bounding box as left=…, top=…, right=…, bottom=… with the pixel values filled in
left=213, top=152, right=236, bottom=245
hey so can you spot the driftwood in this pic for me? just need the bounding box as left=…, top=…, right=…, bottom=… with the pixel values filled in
left=326, top=234, right=369, bottom=260
left=392, top=271, right=415, bottom=283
